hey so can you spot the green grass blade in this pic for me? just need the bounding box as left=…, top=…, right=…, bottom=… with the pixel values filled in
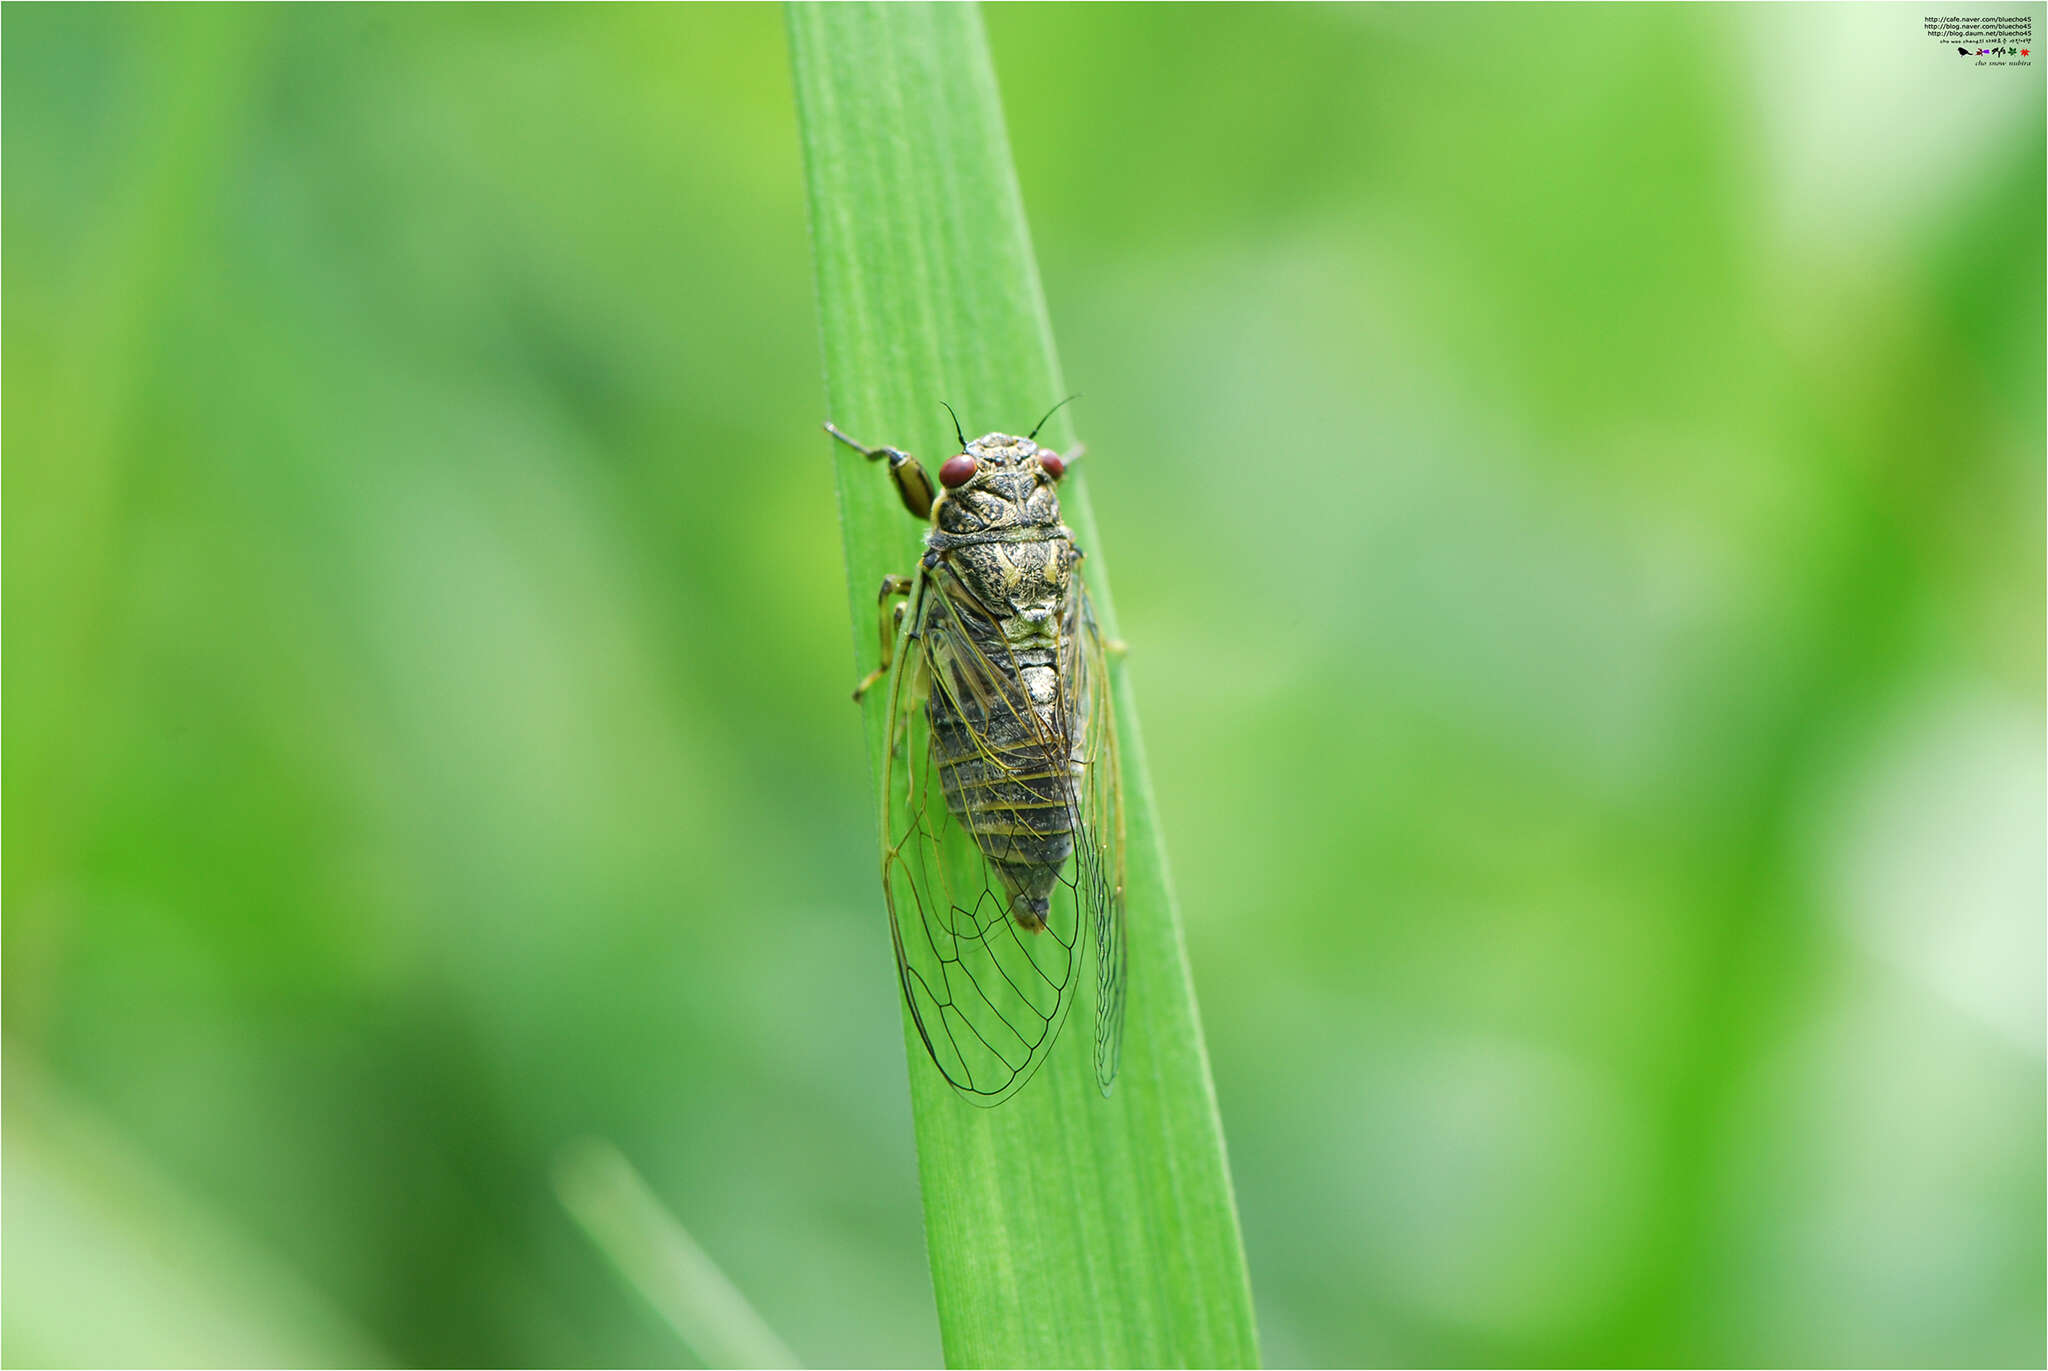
left=787, top=5, right=1259, bottom=1366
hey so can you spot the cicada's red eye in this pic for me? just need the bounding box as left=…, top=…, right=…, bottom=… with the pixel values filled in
left=939, top=455, right=978, bottom=488
left=1038, top=451, right=1066, bottom=481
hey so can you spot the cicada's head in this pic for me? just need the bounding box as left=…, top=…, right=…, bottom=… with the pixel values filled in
left=932, top=432, right=1069, bottom=537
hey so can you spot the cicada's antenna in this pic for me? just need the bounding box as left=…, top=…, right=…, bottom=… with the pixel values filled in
left=1027, top=393, right=1081, bottom=441
left=939, top=401, right=968, bottom=449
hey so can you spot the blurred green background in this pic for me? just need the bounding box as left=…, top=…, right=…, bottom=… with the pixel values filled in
left=5, top=4, right=2042, bottom=1367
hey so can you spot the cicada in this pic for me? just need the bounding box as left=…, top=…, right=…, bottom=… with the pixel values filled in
left=827, top=402, right=1125, bottom=1107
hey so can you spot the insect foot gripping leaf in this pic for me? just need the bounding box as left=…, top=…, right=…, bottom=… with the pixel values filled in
left=793, top=4, right=1257, bottom=1364
left=828, top=420, right=1125, bottom=1107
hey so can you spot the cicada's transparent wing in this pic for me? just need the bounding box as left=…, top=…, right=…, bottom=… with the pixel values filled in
left=877, top=566, right=1089, bottom=1106
left=1065, top=580, right=1127, bottom=1095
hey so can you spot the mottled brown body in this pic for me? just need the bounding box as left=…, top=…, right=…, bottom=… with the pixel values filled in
left=922, top=434, right=1082, bottom=928
left=828, top=412, right=1125, bottom=1103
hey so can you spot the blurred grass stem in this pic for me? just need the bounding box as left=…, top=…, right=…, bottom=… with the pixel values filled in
left=554, top=1140, right=800, bottom=1370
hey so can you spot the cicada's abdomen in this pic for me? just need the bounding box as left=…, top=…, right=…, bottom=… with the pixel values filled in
left=929, top=635, right=1077, bottom=930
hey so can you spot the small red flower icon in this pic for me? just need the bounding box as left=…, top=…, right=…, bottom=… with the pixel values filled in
left=2023, top=48, right=2031, bottom=55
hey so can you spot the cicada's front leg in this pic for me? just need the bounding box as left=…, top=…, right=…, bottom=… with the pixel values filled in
left=852, top=574, right=915, bottom=703
left=824, top=422, right=936, bottom=520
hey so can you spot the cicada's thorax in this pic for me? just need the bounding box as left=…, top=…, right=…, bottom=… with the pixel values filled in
left=923, top=433, right=1081, bottom=929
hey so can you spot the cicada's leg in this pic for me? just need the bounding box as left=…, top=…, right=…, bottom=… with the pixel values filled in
left=823, top=422, right=936, bottom=520
left=852, top=574, right=916, bottom=702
